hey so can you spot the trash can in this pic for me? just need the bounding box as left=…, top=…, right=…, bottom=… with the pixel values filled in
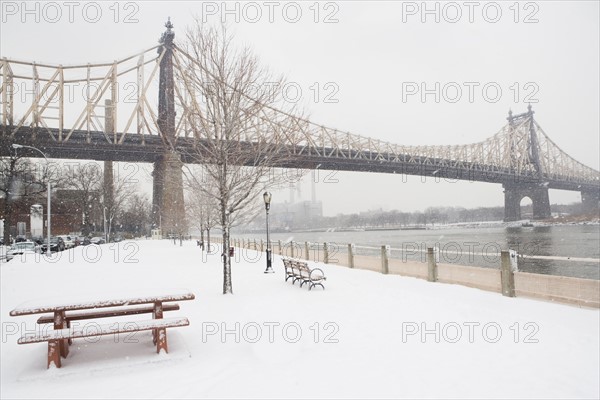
left=229, top=247, right=234, bottom=257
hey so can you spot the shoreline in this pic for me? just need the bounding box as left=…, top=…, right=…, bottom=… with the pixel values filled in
left=240, top=218, right=600, bottom=235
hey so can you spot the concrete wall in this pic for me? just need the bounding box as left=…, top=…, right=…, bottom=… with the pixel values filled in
left=232, top=238, right=599, bottom=308
left=515, top=272, right=600, bottom=308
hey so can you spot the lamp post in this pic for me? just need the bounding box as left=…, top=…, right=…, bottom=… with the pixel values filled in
left=153, top=205, right=162, bottom=231
left=103, top=207, right=108, bottom=243
left=263, top=192, right=274, bottom=273
left=12, top=144, right=51, bottom=256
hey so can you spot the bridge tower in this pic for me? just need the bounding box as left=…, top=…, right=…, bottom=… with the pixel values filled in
left=581, top=191, right=600, bottom=214
left=152, top=19, right=186, bottom=235
left=503, top=105, right=552, bottom=221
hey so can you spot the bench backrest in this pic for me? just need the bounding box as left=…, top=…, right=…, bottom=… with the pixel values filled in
left=284, top=258, right=320, bottom=276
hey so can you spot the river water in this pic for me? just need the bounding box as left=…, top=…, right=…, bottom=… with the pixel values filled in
left=247, top=224, right=600, bottom=280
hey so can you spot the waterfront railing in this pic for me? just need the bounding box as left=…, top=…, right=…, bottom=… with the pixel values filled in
left=211, top=237, right=599, bottom=308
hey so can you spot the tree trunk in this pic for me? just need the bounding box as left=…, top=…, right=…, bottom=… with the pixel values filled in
left=107, top=216, right=113, bottom=242
left=200, top=224, right=204, bottom=250
left=2, top=200, right=13, bottom=245
left=2, top=161, right=16, bottom=244
left=222, top=224, right=232, bottom=294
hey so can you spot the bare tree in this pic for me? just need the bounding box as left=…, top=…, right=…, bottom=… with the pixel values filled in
left=100, top=167, right=136, bottom=242
left=185, top=182, right=219, bottom=250
left=179, top=24, right=298, bottom=294
left=119, top=193, right=152, bottom=237
left=0, top=154, right=59, bottom=244
left=62, top=162, right=103, bottom=235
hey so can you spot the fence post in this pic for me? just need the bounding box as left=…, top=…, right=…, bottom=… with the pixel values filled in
left=253, top=238, right=257, bottom=250
left=290, top=241, right=294, bottom=258
left=260, top=239, right=264, bottom=252
left=278, top=240, right=282, bottom=255
left=381, top=245, right=390, bottom=274
left=324, top=242, right=329, bottom=264
left=305, top=241, right=310, bottom=261
left=348, top=243, right=355, bottom=268
left=500, top=250, right=516, bottom=297
left=427, top=247, right=438, bottom=282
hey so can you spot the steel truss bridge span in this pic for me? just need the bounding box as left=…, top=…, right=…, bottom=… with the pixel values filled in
left=1, top=21, right=598, bottom=225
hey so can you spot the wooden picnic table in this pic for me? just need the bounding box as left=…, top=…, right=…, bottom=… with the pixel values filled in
left=9, top=291, right=195, bottom=368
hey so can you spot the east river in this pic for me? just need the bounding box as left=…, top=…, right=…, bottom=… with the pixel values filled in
left=253, top=224, right=600, bottom=280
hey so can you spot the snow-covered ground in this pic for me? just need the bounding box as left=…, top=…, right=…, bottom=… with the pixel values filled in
left=1, top=240, right=598, bottom=399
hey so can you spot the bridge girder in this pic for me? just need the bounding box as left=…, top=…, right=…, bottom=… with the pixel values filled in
left=1, top=127, right=598, bottom=194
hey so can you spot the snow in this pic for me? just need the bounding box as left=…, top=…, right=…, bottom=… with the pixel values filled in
left=1, top=240, right=598, bottom=399
left=10, top=290, right=195, bottom=316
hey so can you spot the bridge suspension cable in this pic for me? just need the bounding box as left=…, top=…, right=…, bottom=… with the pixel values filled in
left=1, top=42, right=598, bottom=190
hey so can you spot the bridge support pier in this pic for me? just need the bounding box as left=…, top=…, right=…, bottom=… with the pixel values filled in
left=152, top=152, right=186, bottom=236
left=581, top=190, right=600, bottom=214
left=503, top=183, right=551, bottom=221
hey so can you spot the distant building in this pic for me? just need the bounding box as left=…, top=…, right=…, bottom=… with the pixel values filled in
left=270, top=200, right=323, bottom=230
left=0, top=189, right=100, bottom=239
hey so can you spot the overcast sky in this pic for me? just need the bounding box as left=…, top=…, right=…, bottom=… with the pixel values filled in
left=1, top=1, right=598, bottom=216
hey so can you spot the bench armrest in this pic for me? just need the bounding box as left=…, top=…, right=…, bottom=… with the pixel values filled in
left=309, top=268, right=325, bottom=281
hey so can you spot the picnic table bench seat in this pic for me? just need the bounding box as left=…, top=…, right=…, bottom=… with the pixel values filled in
left=21, top=317, right=189, bottom=369
left=36, top=303, right=180, bottom=324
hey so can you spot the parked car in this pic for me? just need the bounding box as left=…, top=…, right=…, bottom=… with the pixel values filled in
left=6, top=241, right=38, bottom=261
left=14, top=236, right=27, bottom=243
left=57, top=235, right=75, bottom=249
left=90, top=236, right=106, bottom=245
left=40, top=237, right=66, bottom=253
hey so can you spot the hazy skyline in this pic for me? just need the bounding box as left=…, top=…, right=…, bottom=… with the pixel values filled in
left=1, top=1, right=598, bottom=216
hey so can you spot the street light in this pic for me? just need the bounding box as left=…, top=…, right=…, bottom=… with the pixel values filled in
left=153, top=205, right=162, bottom=231
left=263, top=191, right=274, bottom=273
left=12, top=144, right=51, bottom=256
left=103, top=206, right=108, bottom=243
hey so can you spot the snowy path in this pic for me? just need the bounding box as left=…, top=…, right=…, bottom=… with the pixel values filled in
left=1, top=240, right=598, bottom=399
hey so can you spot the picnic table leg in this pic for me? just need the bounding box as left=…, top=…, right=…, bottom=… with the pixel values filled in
left=152, top=301, right=163, bottom=345
left=152, top=307, right=156, bottom=344
left=47, top=340, right=61, bottom=369
left=67, top=320, right=72, bottom=345
left=54, top=311, right=69, bottom=358
left=153, top=301, right=168, bottom=354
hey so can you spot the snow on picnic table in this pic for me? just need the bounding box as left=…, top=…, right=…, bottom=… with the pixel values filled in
left=9, top=290, right=195, bottom=316
left=1, top=239, right=598, bottom=399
